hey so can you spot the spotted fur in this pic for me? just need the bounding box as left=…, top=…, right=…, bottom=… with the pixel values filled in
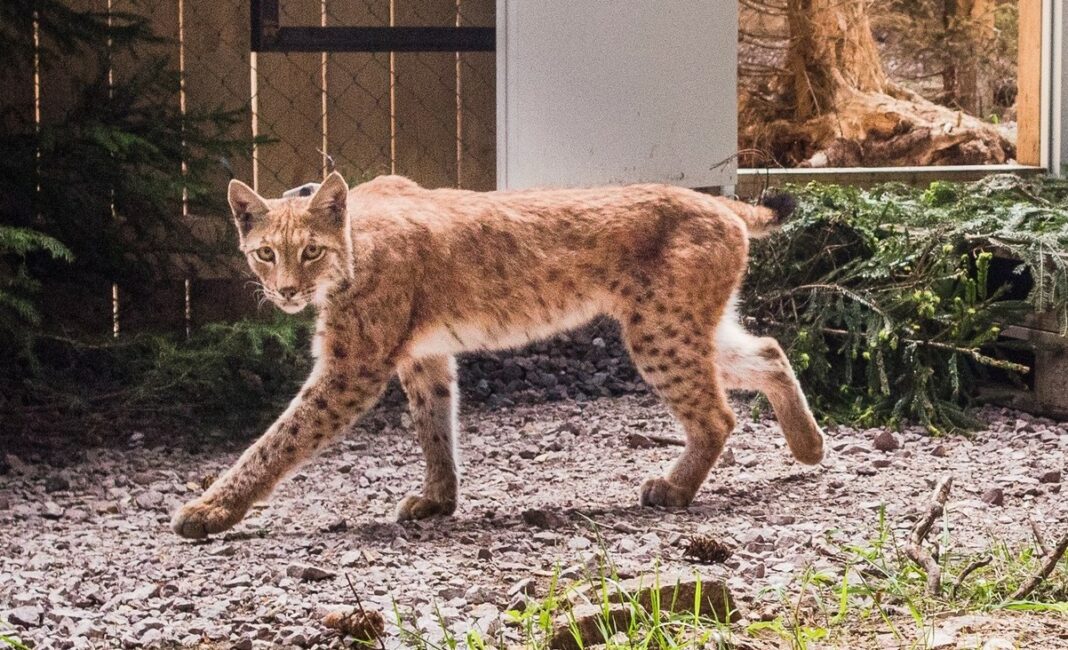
left=171, top=173, right=824, bottom=538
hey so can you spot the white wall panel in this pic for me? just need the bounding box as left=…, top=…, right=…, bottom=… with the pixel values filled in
left=497, top=1, right=737, bottom=189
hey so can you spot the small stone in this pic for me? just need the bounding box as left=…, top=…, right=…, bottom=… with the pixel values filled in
left=44, top=475, right=71, bottom=493
left=1039, top=470, right=1061, bottom=484
left=872, top=431, right=900, bottom=452
left=508, top=578, right=535, bottom=597
left=223, top=574, right=252, bottom=588
left=8, top=605, right=43, bottom=627
left=286, top=563, right=335, bottom=582
left=40, top=501, right=65, bottom=519
left=567, top=536, right=592, bottom=550
left=522, top=508, right=567, bottom=530
left=464, top=584, right=499, bottom=605
left=981, top=488, right=1004, bottom=506
left=872, top=458, right=893, bottom=469
left=134, top=491, right=163, bottom=510
left=856, top=466, right=877, bottom=476
left=476, top=547, right=493, bottom=561
left=931, top=444, right=949, bottom=457
left=339, top=550, right=362, bottom=567
left=766, top=515, right=796, bottom=526
left=231, top=639, right=253, bottom=650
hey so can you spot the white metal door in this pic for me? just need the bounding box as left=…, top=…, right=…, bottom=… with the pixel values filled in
left=496, top=1, right=738, bottom=189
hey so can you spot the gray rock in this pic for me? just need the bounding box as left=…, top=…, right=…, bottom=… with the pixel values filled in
left=522, top=508, right=567, bottom=530
left=982, top=488, right=1005, bottom=506
left=286, top=563, right=335, bottom=582
left=8, top=605, right=43, bottom=627
left=44, top=475, right=71, bottom=493
left=1039, top=470, right=1061, bottom=484
left=873, top=430, right=901, bottom=452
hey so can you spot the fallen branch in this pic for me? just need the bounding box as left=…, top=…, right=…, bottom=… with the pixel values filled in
left=1008, top=532, right=1068, bottom=602
left=1030, top=518, right=1049, bottom=557
left=905, top=476, right=953, bottom=597
left=625, top=432, right=684, bottom=448
left=951, top=554, right=992, bottom=600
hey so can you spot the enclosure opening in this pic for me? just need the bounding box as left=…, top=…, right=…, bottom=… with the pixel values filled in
left=738, top=0, right=1043, bottom=171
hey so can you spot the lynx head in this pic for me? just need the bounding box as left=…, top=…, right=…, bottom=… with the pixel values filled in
left=228, top=172, right=351, bottom=314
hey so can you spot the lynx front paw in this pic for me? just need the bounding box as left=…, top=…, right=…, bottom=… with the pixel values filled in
left=639, top=477, right=695, bottom=508
left=395, top=494, right=456, bottom=522
left=171, top=498, right=245, bottom=539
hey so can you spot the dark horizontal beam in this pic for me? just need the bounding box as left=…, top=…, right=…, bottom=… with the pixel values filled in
left=253, top=26, right=496, bottom=53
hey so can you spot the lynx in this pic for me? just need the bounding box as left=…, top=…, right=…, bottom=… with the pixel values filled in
left=171, top=172, right=824, bottom=538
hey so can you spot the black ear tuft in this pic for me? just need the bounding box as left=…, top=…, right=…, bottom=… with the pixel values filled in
left=759, top=191, right=797, bottom=224
left=238, top=212, right=255, bottom=236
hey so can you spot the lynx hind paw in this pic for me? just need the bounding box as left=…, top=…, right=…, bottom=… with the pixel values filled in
left=395, top=494, right=456, bottom=522
left=638, top=477, right=695, bottom=508
left=171, top=498, right=245, bottom=539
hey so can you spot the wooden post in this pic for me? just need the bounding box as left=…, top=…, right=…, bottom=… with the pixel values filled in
left=394, top=0, right=458, bottom=188
left=1017, top=0, right=1043, bottom=166
left=326, top=0, right=392, bottom=182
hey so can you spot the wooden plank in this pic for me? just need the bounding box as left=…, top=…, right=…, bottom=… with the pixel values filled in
left=1016, top=0, right=1042, bottom=166
left=0, top=11, right=35, bottom=135
left=119, top=281, right=187, bottom=333
left=190, top=278, right=270, bottom=326
left=111, top=0, right=187, bottom=334
left=457, top=0, right=495, bottom=190
left=735, top=165, right=1046, bottom=197
left=394, top=0, right=458, bottom=188
left=325, top=0, right=392, bottom=182
left=183, top=0, right=254, bottom=194
left=38, top=281, right=113, bottom=339
left=37, top=0, right=105, bottom=126
left=255, top=0, right=324, bottom=196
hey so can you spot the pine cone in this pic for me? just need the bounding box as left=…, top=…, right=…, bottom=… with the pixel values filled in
left=684, top=535, right=733, bottom=564
left=322, top=607, right=386, bottom=642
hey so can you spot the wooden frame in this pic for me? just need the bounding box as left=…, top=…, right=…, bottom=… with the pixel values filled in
left=739, top=0, right=1060, bottom=182
left=250, top=0, right=495, bottom=52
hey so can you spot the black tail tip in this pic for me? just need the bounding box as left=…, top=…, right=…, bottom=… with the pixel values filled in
left=759, top=191, right=797, bottom=223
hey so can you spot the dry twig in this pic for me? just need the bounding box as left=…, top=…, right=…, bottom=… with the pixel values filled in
left=1009, top=532, right=1068, bottom=602
left=905, top=476, right=953, bottom=597
left=1030, top=518, right=1049, bottom=557
left=950, top=554, right=992, bottom=600
left=625, top=432, right=685, bottom=448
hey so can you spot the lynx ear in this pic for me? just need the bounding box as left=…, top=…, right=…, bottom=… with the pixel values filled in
left=307, top=171, right=349, bottom=226
left=228, top=180, right=270, bottom=241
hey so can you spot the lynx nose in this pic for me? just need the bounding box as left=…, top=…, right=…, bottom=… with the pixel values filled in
left=278, top=287, right=299, bottom=300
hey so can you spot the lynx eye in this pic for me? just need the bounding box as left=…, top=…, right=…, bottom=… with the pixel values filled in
left=302, top=244, right=325, bottom=262
left=253, top=246, right=275, bottom=263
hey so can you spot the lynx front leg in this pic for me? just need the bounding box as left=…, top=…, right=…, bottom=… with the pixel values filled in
left=171, top=356, right=391, bottom=539
left=395, top=355, right=459, bottom=521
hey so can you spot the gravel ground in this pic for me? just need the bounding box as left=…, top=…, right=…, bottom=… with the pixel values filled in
left=1, top=395, right=1066, bottom=649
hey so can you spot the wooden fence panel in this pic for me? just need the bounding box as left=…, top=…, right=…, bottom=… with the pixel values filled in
left=326, top=0, right=392, bottom=183
left=255, top=0, right=325, bottom=196
left=112, top=0, right=186, bottom=334
left=38, top=0, right=105, bottom=126
left=457, top=0, right=495, bottom=190
left=0, top=11, right=35, bottom=135
left=190, top=278, right=267, bottom=327
left=394, top=1, right=458, bottom=188
left=184, top=0, right=254, bottom=192
left=1016, top=0, right=1042, bottom=166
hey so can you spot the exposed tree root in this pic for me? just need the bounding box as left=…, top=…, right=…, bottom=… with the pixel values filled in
left=905, top=475, right=953, bottom=597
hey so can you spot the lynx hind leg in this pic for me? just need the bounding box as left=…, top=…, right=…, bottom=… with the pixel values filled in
left=716, top=317, right=824, bottom=464
left=623, top=310, right=736, bottom=508
left=395, top=355, right=460, bottom=521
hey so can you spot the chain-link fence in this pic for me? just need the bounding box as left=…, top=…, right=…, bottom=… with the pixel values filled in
left=18, top=0, right=496, bottom=336
left=176, top=0, right=495, bottom=198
